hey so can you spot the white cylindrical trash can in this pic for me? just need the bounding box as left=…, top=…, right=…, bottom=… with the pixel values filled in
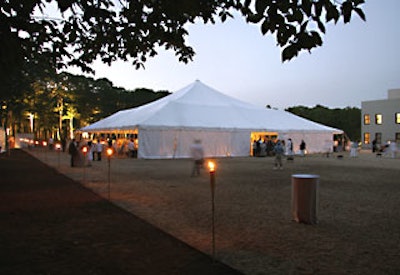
left=291, top=174, right=319, bottom=224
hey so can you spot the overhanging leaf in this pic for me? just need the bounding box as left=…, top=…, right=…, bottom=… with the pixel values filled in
left=261, top=19, right=271, bottom=35
left=317, top=19, right=325, bottom=33
left=354, top=7, right=366, bottom=21
left=325, top=4, right=340, bottom=23
left=341, top=1, right=353, bottom=23
left=282, top=43, right=299, bottom=62
left=310, top=31, right=322, bottom=46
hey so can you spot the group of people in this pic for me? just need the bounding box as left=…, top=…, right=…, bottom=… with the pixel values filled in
left=372, top=139, right=398, bottom=158
left=67, top=137, right=140, bottom=167
left=190, top=138, right=307, bottom=174
left=252, top=138, right=276, bottom=157
left=348, top=139, right=398, bottom=159
left=271, top=139, right=306, bottom=170
left=68, top=139, right=105, bottom=167
left=63, top=133, right=398, bottom=181
left=252, top=138, right=306, bottom=158
left=103, top=138, right=137, bottom=158
left=66, top=136, right=309, bottom=174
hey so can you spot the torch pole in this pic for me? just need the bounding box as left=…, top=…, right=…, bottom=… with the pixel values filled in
left=56, top=145, right=61, bottom=168
left=82, top=146, right=88, bottom=182
left=210, top=168, right=216, bottom=262
left=106, top=147, right=113, bottom=201
left=83, top=154, right=86, bottom=182
left=108, top=156, right=111, bottom=200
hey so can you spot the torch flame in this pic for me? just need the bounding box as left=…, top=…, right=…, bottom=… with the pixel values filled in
left=208, top=161, right=215, bottom=172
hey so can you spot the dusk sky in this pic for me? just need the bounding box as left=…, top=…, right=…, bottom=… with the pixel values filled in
left=68, top=0, right=400, bottom=110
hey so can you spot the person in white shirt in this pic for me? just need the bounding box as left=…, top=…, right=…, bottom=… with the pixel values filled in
left=96, top=139, right=103, bottom=161
left=389, top=141, right=398, bottom=159
left=286, top=138, right=294, bottom=160
left=127, top=139, right=135, bottom=158
left=350, top=141, right=358, bottom=158
left=190, top=139, right=204, bottom=177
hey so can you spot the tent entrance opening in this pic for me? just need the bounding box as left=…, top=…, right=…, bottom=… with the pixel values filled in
left=251, top=132, right=278, bottom=157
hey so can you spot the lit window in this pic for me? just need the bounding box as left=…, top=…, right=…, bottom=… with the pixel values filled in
left=396, top=113, right=400, bottom=124
left=364, top=114, right=370, bottom=125
left=375, top=114, right=382, bottom=125
left=364, top=132, right=370, bottom=144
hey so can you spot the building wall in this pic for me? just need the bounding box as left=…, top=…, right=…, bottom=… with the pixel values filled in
left=361, top=90, right=400, bottom=149
left=388, top=89, right=400, bottom=99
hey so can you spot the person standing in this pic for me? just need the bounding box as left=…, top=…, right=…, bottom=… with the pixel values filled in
left=286, top=138, right=294, bottom=160
left=300, top=140, right=306, bottom=156
left=68, top=139, right=77, bottom=167
left=68, top=139, right=81, bottom=167
left=372, top=139, right=377, bottom=153
left=256, top=138, right=262, bottom=157
left=96, top=139, right=103, bottom=161
left=91, top=140, right=96, bottom=161
left=127, top=138, right=135, bottom=158
left=252, top=140, right=257, bottom=157
left=350, top=141, right=358, bottom=157
left=273, top=140, right=285, bottom=170
left=87, top=140, right=94, bottom=166
left=48, top=137, right=54, bottom=150
left=389, top=140, right=398, bottom=159
left=266, top=139, right=274, bottom=156
left=190, top=139, right=204, bottom=177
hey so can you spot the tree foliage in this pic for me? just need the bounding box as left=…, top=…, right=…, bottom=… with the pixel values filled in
left=1, top=0, right=365, bottom=101
left=1, top=0, right=366, bottom=146
left=286, top=104, right=361, bottom=140
left=1, top=73, right=170, bottom=140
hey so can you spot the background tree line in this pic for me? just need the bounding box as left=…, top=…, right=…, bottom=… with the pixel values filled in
left=0, top=72, right=170, bottom=142
left=286, top=105, right=361, bottom=141
left=1, top=72, right=360, bottom=143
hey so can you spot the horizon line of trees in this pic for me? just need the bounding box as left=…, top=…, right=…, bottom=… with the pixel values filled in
left=1, top=72, right=361, bottom=145
left=285, top=105, right=361, bottom=141
left=0, top=72, right=170, bottom=143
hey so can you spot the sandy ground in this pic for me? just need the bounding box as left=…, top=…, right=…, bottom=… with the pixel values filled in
left=1, top=150, right=241, bottom=274
left=27, top=148, right=400, bottom=274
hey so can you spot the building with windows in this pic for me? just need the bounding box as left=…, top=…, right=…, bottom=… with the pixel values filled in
left=361, top=89, right=400, bottom=150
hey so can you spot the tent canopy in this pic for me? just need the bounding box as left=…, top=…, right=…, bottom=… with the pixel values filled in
left=81, top=80, right=342, bottom=158
left=82, top=80, right=341, bottom=133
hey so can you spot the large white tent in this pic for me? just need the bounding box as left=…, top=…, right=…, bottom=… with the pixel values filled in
left=81, top=80, right=342, bottom=158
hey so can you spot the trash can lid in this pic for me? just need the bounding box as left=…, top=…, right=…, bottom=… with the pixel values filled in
left=292, top=174, right=320, bottom=179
